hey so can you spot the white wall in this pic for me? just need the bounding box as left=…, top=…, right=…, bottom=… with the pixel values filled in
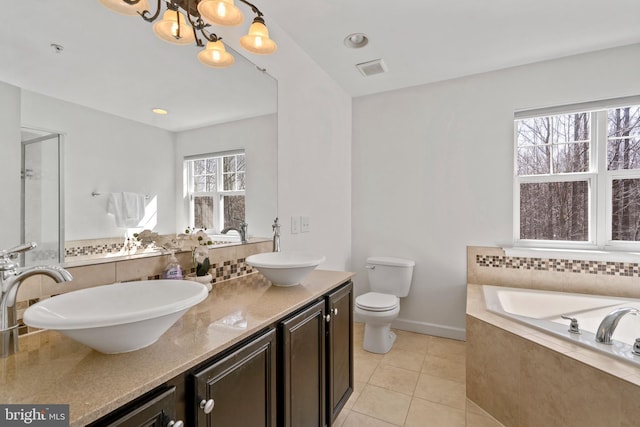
left=174, top=114, right=278, bottom=237
left=0, top=82, right=22, bottom=249
left=240, top=22, right=353, bottom=271
left=276, top=69, right=352, bottom=271
left=21, top=91, right=176, bottom=240
left=352, top=43, right=640, bottom=340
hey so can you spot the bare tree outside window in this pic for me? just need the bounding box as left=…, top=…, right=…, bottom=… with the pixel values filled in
left=194, top=196, right=214, bottom=229
left=515, top=104, right=640, bottom=246
left=520, top=182, right=588, bottom=240
left=609, top=106, right=640, bottom=240
left=223, top=195, right=245, bottom=229
left=188, top=153, right=246, bottom=232
left=517, top=113, right=590, bottom=241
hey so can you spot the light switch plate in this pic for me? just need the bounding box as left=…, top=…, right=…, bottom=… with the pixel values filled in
left=291, top=216, right=299, bottom=234
left=300, top=216, right=310, bottom=233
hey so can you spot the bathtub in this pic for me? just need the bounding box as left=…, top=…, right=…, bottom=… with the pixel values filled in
left=482, top=285, right=640, bottom=366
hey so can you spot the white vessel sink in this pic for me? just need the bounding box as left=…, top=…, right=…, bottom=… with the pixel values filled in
left=23, top=280, right=208, bottom=354
left=246, top=252, right=325, bottom=286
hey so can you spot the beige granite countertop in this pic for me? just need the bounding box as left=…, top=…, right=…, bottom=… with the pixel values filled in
left=467, top=283, right=640, bottom=387
left=0, top=269, right=354, bottom=426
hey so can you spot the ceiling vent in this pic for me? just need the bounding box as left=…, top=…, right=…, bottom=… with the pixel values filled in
left=356, top=59, right=387, bottom=77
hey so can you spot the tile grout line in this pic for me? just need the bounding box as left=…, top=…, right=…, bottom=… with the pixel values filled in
left=351, top=323, right=503, bottom=427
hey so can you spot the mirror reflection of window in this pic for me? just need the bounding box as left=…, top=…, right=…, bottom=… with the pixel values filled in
left=187, top=151, right=246, bottom=232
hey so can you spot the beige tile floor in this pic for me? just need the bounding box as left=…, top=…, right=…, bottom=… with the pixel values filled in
left=334, top=323, right=504, bottom=427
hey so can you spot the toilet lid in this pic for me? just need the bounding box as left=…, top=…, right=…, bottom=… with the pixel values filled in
left=356, top=292, right=399, bottom=312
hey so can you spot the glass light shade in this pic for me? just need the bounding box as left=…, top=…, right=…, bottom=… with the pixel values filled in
left=152, top=10, right=195, bottom=45
left=99, top=0, right=149, bottom=16
left=240, top=19, right=277, bottom=54
left=197, top=40, right=235, bottom=68
left=197, top=0, right=243, bottom=26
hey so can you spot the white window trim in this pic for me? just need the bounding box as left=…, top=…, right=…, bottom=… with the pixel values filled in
left=186, top=151, right=246, bottom=232
left=512, top=96, right=640, bottom=257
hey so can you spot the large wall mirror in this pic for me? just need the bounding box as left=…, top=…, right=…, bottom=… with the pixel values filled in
left=0, top=1, right=277, bottom=265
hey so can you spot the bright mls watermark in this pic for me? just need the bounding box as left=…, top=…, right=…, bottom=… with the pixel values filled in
left=0, top=405, right=69, bottom=426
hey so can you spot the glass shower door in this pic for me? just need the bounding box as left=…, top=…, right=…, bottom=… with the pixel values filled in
left=21, top=128, right=63, bottom=266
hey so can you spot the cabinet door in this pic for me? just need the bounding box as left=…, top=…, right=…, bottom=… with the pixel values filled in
left=89, top=386, right=178, bottom=427
left=280, top=299, right=326, bottom=427
left=192, top=328, right=277, bottom=427
left=326, top=281, right=354, bottom=425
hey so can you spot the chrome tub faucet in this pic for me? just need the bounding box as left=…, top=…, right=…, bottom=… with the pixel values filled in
left=221, top=219, right=248, bottom=244
left=0, top=242, right=73, bottom=357
left=595, top=307, right=640, bottom=345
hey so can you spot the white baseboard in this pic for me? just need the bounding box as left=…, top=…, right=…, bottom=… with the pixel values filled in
left=393, top=318, right=466, bottom=341
left=354, top=312, right=466, bottom=341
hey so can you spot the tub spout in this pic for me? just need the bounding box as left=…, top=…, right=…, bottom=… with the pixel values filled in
left=221, top=220, right=248, bottom=244
left=595, top=307, right=640, bottom=345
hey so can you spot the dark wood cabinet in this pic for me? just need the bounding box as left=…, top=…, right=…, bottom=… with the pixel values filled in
left=191, top=328, right=277, bottom=427
left=326, top=282, right=354, bottom=425
left=90, top=280, right=353, bottom=427
left=87, top=386, right=180, bottom=427
left=280, top=299, right=327, bottom=427
left=280, top=281, right=353, bottom=427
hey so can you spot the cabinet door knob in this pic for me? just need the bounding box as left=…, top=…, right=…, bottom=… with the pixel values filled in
left=332, top=308, right=338, bottom=316
left=325, top=314, right=331, bottom=323
left=167, top=421, right=184, bottom=427
left=200, top=398, right=215, bottom=414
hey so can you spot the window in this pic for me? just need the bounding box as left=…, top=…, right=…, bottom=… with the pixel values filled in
left=514, top=101, right=640, bottom=249
left=186, top=152, right=245, bottom=232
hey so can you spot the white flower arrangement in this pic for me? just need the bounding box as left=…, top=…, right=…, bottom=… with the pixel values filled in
left=178, top=227, right=213, bottom=277
left=134, top=228, right=213, bottom=277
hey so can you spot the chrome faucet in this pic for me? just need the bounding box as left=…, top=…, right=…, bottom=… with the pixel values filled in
left=1, top=242, right=73, bottom=357
left=595, top=307, right=640, bottom=344
left=272, top=217, right=280, bottom=252
left=221, top=219, right=248, bottom=244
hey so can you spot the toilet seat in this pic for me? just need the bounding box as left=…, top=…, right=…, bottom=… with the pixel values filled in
left=356, top=292, right=399, bottom=312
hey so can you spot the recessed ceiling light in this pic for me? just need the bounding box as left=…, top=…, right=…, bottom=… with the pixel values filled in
left=152, top=108, right=168, bottom=115
left=344, top=33, right=368, bottom=49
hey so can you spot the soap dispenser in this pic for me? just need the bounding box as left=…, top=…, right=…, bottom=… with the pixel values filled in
left=162, top=250, right=183, bottom=280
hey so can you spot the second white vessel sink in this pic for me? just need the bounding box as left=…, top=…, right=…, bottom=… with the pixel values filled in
left=23, top=280, right=208, bottom=354
left=246, top=252, right=325, bottom=286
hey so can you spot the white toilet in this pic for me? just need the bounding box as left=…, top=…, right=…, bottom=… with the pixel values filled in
left=355, top=256, right=415, bottom=354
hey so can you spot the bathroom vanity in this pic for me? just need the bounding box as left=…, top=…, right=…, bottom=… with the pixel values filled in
left=0, top=270, right=354, bottom=427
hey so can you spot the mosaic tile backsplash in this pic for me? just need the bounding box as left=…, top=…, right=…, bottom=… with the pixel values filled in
left=476, top=254, right=640, bottom=277
left=65, top=242, right=125, bottom=258
left=159, top=258, right=254, bottom=283
left=65, top=236, right=243, bottom=260
left=468, top=246, right=640, bottom=299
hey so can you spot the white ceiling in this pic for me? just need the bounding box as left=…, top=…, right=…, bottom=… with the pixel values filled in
left=263, top=0, right=640, bottom=97
left=1, top=1, right=639, bottom=132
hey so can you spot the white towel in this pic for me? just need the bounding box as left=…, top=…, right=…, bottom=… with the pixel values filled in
left=107, top=192, right=146, bottom=227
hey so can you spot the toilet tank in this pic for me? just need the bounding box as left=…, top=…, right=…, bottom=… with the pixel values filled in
left=366, top=256, right=415, bottom=297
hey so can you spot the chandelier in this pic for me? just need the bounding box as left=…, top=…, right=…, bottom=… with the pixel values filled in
left=98, top=0, right=277, bottom=68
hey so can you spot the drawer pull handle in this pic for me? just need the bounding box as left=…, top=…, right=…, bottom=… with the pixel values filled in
left=200, top=398, right=215, bottom=414
left=167, top=421, right=184, bottom=427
